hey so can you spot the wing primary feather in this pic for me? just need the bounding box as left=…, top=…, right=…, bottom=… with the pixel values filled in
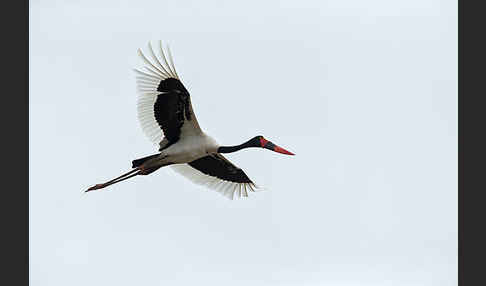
left=136, top=77, right=159, bottom=83
left=137, top=48, right=166, bottom=78
left=237, top=184, right=242, bottom=199
left=159, top=41, right=177, bottom=78
left=143, top=66, right=165, bottom=78
left=166, top=44, right=180, bottom=79
left=138, top=87, right=156, bottom=91
left=214, top=180, right=225, bottom=194
left=148, top=42, right=172, bottom=78
left=137, top=83, right=157, bottom=88
left=137, top=80, right=158, bottom=86
left=133, top=68, right=161, bottom=80
left=223, top=183, right=235, bottom=200
left=137, top=82, right=157, bottom=87
left=243, top=184, right=248, bottom=197
left=136, top=76, right=159, bottom=83
left=219, top=182, right=228, bottom=195
left=206, top=177, right=219, bottom=187
left=137, top=88, right=156, bottom=92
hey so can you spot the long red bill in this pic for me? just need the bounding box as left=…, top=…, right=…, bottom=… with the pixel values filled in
left=273, top=145, right=295, bottom=155
left=260, top=137, right=295, bottom=155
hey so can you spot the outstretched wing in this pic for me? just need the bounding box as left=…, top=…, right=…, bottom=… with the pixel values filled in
left=171, top=154, right=260, bottom=200
left=135, top=41, right=202, bottom=150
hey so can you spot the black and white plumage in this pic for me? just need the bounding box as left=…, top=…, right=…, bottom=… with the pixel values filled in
left=86, top=41, right=294, bottom=200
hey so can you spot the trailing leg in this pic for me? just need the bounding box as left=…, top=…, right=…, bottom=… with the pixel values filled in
left=86, top=168, right=141, bottom=192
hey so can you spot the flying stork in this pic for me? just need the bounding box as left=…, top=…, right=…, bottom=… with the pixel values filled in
left=86, top=41, right=294, bottom=199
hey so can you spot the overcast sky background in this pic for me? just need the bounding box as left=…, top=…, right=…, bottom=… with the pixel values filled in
left=30, top=0, right=457, bottom=285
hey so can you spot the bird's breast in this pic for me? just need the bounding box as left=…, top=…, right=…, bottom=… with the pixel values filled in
left=163, top=135, right=213, bottom=164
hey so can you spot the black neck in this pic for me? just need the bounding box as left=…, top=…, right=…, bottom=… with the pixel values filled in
left=217, top=139, right=257, bottom=154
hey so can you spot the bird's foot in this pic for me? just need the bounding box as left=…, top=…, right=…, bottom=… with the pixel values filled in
left=86, top=184, right=106, bottom=192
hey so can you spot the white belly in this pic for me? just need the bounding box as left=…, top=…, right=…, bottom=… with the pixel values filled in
left=162, top=134, right=218, bottom=164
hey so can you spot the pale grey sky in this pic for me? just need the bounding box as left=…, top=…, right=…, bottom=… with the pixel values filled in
left=30, top=0, right=457, bottom=285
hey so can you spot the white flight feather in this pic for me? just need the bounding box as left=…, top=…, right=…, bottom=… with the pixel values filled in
left=170, top=163, right=262, bottom=200
left=135, top=42, right=181, bottom=146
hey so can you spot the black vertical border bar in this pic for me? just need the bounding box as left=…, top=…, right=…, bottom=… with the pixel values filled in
left=459, top=0, right=486, bottom=285
left=458, top=0, right=463, bottom=283
left=0, top=0, right=28, bottom=285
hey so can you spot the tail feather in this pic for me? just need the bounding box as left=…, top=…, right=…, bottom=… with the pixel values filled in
left=132, top=153, right=160, bottom=168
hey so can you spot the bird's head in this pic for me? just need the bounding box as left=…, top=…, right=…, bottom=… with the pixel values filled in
left=250, top=135, right=295, bottom=155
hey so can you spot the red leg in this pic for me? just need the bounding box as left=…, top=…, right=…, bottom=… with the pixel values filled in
left=86, top=168, right=140, bottom=192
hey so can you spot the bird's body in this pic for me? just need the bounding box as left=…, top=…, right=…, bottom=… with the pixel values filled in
left=146, top=133, right=218, bottom=167
left=87, top=41, right=294, bottom=199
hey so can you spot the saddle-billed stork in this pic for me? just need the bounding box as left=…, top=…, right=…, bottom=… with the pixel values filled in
left=86, top=41, right=294, bottom=199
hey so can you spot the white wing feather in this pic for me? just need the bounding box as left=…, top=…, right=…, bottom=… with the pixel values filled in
left=170, top=164, right=262, bottom=200
left=134, top=41, right=180, bottom=146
